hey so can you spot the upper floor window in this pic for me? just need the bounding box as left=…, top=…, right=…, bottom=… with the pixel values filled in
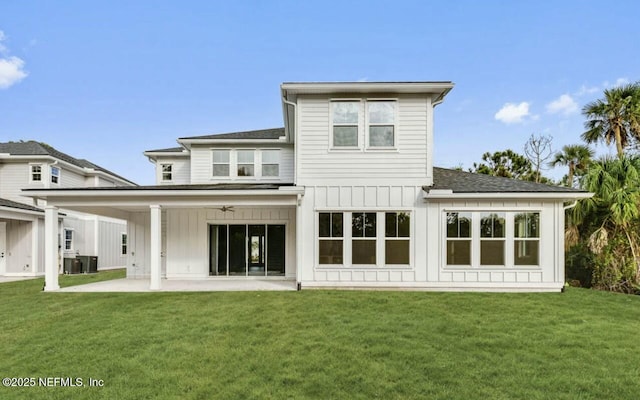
left=31, top=165, right=42, bottom=182
left=212, top=150, right=230, bottom=177
left=237, top=150, right=255, bottom=177
left=161, top=164, right=172, bottom=181
left=261, top=150, right=280, bottom=177
left=332, top=101, right=359, bottom=147
left=368, top=101, right=396, bottom=147
left=50, top=166, right=60, bottom=184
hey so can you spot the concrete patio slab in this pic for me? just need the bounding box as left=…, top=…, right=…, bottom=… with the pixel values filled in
left=0, top=276, right=40, bottom=283
left=58, top=278, right=297, bottom=292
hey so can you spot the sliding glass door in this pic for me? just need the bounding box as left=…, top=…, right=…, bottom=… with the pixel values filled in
left=209, top=224, right=285, bottom=277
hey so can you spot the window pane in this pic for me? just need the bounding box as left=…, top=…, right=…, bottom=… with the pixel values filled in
left=229, top=225, right=246, bottom=275
left=333, top=126, right=358, bottom=146
left=515, top=213, right=540, bottom=238
left=352, top=213, right=364, bottom=237
left=237, top=165, right=254, bottom=176
left=447, top=240, right=471, bottom=265
left=397, top=212, right=410, bottom=237
left=459, top=215, right=471, bottom=238
left=386, top=240, right=409, bottom=264
left=213, top=164, right=229, bottom=176
left=161, top=164, right=172, bottom=172
left=262, top=150, right=279, bottom=163
left=212, top=150, right=229, bottom=163
left=262, top=164, right=279, bottom=177
left=237, top=150, right=254, bottom=163
left=364, top=213, right=376, bottom=237
left=319, top=240, right=343, bottom=264
left=369, top=126, right=394, bottom=147
left=385, top=213, right=397, bottom=237
left=333, top=102, right=359, bottom=124
left=368, top=101, right=395, bottom=124
left=353, top=240, right=376, bottom=264
left=319, top=213, right=330, bottom=237
left=332, top=213, right=343, bottom=237
left=480, top=240, right=505, bottom=265
left=446, top=213, right=459, bottom=237
left=481, top=213, right=505, bottom=238
left=514, top=240, right=539, bottom=265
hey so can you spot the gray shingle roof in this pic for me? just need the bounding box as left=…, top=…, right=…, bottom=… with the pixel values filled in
left=0, top=197, right=43, bottom=213
left=144, top=147, right=185, bottom=153
left=179, top=128, right=285, bottom=140
left=0, top=141, right=136, bottom=185
left=428, top=167, right=586, bottom=193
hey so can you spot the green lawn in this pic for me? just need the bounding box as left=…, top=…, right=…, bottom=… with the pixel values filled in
left=1, top=273, right=639, bottom=399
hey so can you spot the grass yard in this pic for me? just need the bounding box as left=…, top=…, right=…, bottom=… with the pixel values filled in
left=0, top=273, right=639, bottom=399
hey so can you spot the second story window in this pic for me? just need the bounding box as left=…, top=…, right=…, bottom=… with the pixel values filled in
left=31, top=165, right=42, bottom=182
left=237, top=150, right=254, bottom=177
left=368, top=101, right=396, bottom=147
left=50, top=166, right=60, bottom=184
left=261, top=150, right=279, bottom=177
left=212, top=150, right=230, bottom=177
left=332, top=101, right=359, bottom=147
left=161, top=164, right=173, bottom=181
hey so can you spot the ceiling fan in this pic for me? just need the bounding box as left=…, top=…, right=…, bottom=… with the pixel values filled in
left=215, top=206, right=235, bottom=212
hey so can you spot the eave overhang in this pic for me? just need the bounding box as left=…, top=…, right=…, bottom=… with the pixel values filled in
left=423, top=190, right=594, bottom=201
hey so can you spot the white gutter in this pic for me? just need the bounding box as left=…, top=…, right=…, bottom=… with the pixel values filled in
left=423, top=191, right=594, bottom=201
left=563, top=200, right=580, bottom=210
left=281, top=94, right=298, bottom=182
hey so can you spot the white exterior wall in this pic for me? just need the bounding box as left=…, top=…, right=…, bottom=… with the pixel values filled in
left=0, top=163, right=41, bottom=204
left=155, top=157, right=191, bottom=185
left=189, top=145, right=294, bottom=184
left=298, top=185, right=424, bottom=286
left=5, top=219, right=33, bottom=274
left=296, top=95, right=431, bottom=186
left=58, top=166, right=85, bottom=188
left=126, top=207, right=296, bottom=280
left=96, top=219, right=127, bottom=269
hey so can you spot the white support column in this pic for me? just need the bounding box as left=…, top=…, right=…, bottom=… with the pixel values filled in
left=150, top=205, right=162, bottom=290
left=44, top=206, right=60, bottom=291
left=295, top=195, right=302, bottom=289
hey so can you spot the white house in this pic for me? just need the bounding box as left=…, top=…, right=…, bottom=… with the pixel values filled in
left=0, top=141, right=136, bottom=277
left=26, top=82, right=591, bottom=291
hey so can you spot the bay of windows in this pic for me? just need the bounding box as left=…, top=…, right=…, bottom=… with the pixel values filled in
left=318, top=211, right=410, bottom=267
left=211, top=149, right=280, bottom=179
left=330, top=99, right=397, bottom=149
left=446, top=211, right=540, bottom=268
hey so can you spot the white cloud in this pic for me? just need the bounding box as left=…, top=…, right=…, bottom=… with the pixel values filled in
left=546, top=94, right=578, bottom=115
left=0, top=56, right=27, bottom=89
left=576, top=85, right=599, bottom=96
left=0, top=30, right=28, bottom=89
left=494, top=102, right=531, bottom=124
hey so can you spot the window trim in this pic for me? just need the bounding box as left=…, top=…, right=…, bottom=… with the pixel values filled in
left=330, top=99, right=362, bottom=150
left=365, top=99, right=398, bottom=150
left=384, top=212, right=411, bottom=266
left=211, top=149, right=231, bottom=178
left=443, top=210, right=541, bottom=270
left=30, top=164, right=43, bottom=183
left=260, top=149, right=280, bottom=178
left=121, top=232, right=128, bottom=256
left=63, top=228, right=74, bottom=252
left=318, top=212, right=344, bottom=265
left=236, top=149, right=256, bottom=178
left=160, top=163, right=173, bottom=182
left=50, top=165, right=61, bottom=185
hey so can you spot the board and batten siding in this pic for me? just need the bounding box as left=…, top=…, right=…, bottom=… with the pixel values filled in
left=126, top=207, right=296, bottom=279
left=155, top=157, right=190, bottom=185
left=298, top=185, right=427, bottom=286
left=189, top=145, right=294, bottom=184
left=5, top=219, right=32, bottom=273
left=425, top=200, right=564, bottom=290
left=295, top=95, right=431, bottom=186
left=97, top=219, right=127, bottom=270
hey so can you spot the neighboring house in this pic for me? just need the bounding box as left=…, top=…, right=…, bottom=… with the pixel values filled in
left=27, top=82, right=591, bottom=292
left=0, top=141, right=136, bottom=276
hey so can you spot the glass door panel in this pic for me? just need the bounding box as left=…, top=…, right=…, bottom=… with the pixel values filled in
left=267, top=225, right=285, bottom=276
left=229, top=225, right=247, bottom=276
left=248, top=225, right=266, bottom=276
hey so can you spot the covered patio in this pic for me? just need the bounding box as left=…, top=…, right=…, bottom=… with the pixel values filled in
left=58, top=278, right=297, bottom=292
left=25, top=184, right=305, bottom=291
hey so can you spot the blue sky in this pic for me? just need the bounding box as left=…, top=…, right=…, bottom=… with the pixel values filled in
left=1, top=0, right=638, bottom=185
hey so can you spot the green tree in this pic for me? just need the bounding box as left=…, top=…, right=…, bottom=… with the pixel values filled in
left=471, top=149, right=533, bottom=180
left=569, top=155, right=640, bottom=292
left=549, top=144, right=594, bottom=188
left=581, top=82, right=640, bottom=158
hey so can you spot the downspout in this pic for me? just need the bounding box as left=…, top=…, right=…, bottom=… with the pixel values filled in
left=560, top=199, right=579, bottom=292
left=563, top=200, right=578, bottom=210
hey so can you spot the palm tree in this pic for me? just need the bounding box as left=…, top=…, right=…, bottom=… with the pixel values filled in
left=549, top=144, right=594, bottom=187
left=581, top=82, right=640, bottom=158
